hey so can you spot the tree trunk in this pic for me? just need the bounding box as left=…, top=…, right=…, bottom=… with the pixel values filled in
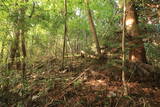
left=122, top=0, right=127, bottom=96
left=0, top=41, right=5, bottom=59
left=9, top=0, right=28, bottom=70
left=125, top=2, right=147, bottom=63
left=158, top=7, right=160, bottom=21
left=62, top=0, right=67, bottom=69
left=76, top=35, right=79, bottom=54
left=66, top=35, right=74, bottom=57
left=21, top=30, right=27, bottom=72
left=84, top=0, right=101, bottom=55
left=9, top=29, right=21, bottom=69
left=20, top=5, right=27, bottom=72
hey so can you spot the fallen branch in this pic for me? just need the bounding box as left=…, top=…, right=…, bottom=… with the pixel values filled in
left=65, top=72, right=85, bottom=88
left=44, top=72, right=86, bottom=107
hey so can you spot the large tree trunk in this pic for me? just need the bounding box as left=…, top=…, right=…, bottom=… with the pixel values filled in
left=125, top=2, right=147, bottom=63
left=85, top=0, right=101, bottom=55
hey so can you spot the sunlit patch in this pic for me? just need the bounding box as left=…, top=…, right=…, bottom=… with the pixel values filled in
left=142, top=88, right=153, bottom=95
left=127, top=82, right=140, bottom=88
left=85, top=79, right=107, bottom=88
left=107, top=91, right=117, bottom=97
left=75, top=8, right=81, bottom=16
left=107, top=52, right=113, bottom=56
left=148, top=20, right=152, bottom=24
left=131, top=55, right=137, bottom=62
left=153, top=40, right=160, bottom=46
left=126, top=18, right=134, bottom=27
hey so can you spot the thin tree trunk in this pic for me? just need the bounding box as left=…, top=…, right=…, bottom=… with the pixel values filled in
left=74, top=40, right=77, bottom=53
left=9, top=0, right=28, bottom=70
left=20, top=6, right=27, bottom=72
left=21, top=30, right=27, bottom=73
left=20, top=1, right=28, bottom=106
left=125, top=2, right=147, bottom=63
left=158, top=7, right=160, bottom=21
left=9, top=29, right=21, bottom=69
left=84, top=0, right=101, bottom=55
left=0, top=41, right=5, bottom=59
left=66, top=35, right=74, bottom=57
left=62, top=0, right=67, bottom=69
left=76, top=35, right=79, bottom=54
left=83, top=30, right=87, bottom=50
left=122, top=0, right=127, bottom=96
left=84, top=30, right=88, bottom=48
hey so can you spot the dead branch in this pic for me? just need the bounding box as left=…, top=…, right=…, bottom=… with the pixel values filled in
left=44, top=72, right=86, bottom=107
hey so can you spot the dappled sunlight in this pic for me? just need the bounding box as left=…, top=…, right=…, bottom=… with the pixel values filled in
left=131, top=55, right=137, bottom=62
left=85, top=79, right=107, bottom=87
left=107, top=52, right=113, bottom=56
left=126, top=18, right=134, bottom=29
left=153, top=40, right=160, bottom=46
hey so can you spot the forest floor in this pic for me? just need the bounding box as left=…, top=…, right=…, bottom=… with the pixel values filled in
left=1, top=55, right=160, bottom=107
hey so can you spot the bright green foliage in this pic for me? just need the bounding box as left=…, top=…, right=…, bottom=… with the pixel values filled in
left=0, top=0, right=159, bottom=60
left=0, top=0, right=121, bottom=59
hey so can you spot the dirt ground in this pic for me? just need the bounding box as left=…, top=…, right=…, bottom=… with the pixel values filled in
left=1, top=56, right=160, bottom=107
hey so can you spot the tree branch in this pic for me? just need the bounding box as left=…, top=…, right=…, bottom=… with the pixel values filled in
left=29, top=1, right=35, bottom=18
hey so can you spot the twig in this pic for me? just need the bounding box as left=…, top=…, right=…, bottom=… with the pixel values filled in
left=65, top=72, right=85, bottom=88
left=44, top=72, right=85, bottom=106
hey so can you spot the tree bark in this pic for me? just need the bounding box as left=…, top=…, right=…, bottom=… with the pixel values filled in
left=9, top=28, right=21, bottom=69
left=0, top=41, right=5, bottom=59
left=62, top=0, right=67, bottom=69
left=125, top=2, right=147, bottom=63
left=122, top=0, right=127, bottom=96
left=9, top=0, right=27, bottom=70
left=20, top=5, right=27, bottom=72
left=84, top=0, right=101, bottom=55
